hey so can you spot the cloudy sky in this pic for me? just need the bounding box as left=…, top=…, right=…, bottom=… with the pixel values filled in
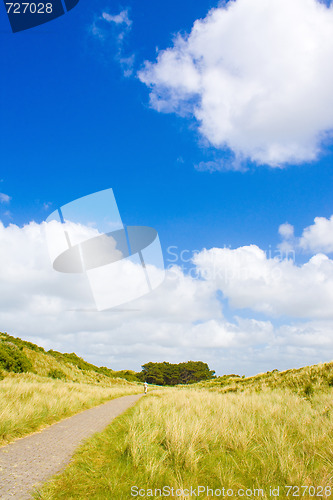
left=1, top=0, right=333, bottom=376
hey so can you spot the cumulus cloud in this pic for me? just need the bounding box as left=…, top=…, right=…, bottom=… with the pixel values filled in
left=0, top=220, right=332, bottom=376
left=194, top=245, right=333, bottom=318
left=139, top=0, right=333, bottom=167
left=300, top=214, right=333, bottom=253
left=0, top=220, right=225, bottom=371
left=277, top=215, right=333, bottom=254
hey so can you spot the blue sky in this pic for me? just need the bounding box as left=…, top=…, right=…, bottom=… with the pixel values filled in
left=1, top=0, right=333, bottom=375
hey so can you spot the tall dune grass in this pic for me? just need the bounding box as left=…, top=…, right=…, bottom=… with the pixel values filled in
left=196, top=361, right=333, bottom=395
left=0, top=373, right=142, bottom=445
left=38, top=388, right=333, bottom=499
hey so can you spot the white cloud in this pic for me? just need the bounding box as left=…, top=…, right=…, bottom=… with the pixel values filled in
left=90, top=8, right=134, bottom=76
left=279, top=223, right=294, bottom=239
left=0, top=221, right=225, bottom=370
left=195, top=157, right=246, bottom=172
left=102, top=10, right=132, bottom=28
left=139, top=0, right=333, bottom=167
left=91, top=8, right=132, bottom=40
left=300, top=215, right=333, bottom=253
left=0, top=193, right=11, bottom=204
left=194, top=245, right=333, bottom=318
left=277, top=222, right=296, bottom=254
left=195, top=161, right=223, bottom=173
left=0, top=220, right=332, bottom=376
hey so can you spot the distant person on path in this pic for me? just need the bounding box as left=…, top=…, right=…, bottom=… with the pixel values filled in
left=144, top=381, right=148, bottom=395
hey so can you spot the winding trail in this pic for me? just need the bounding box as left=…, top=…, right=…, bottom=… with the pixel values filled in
left=0, top=394, right=142, bottom=499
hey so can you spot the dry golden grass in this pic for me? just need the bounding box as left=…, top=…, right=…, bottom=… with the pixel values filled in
left=38, top=387, right=333, bottom=499
left=0, top=372, right=142, bottom=445
left=196, top=361, right=333, bottom=395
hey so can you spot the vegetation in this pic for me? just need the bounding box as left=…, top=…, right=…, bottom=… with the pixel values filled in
left=47, top=368, right=66, bottom=380
left=46, top=349, right=116, bottom=378
left=2, top=330, right=332, bottom=499
left=0, top=372, right=142, bottom=445
left=0, top=332, right=145, bottom=445
left=138, top=361, right=215, bottom=385
left=195, top=361, right=333, bottom=395
left=0, top=332, right=138, bottom=383
left=37, top=387, right=333, bottom=499
left=0, top=339, right=32, bottom=373
left=0, top=333, right=215, bottom=386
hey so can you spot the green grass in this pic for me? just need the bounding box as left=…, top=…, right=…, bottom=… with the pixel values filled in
left=37, top=387, right=333, bottom=499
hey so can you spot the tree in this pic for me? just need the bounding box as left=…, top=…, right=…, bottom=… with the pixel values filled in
left=138, top=361, right=215, bottom=386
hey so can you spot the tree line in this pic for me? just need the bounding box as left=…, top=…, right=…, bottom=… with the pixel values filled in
left=136, top=361, right=215, bottom=386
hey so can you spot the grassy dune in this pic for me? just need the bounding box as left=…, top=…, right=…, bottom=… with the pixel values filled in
left=37, top=387, right=333, bottom=499
left=2, top=332, right=332, bottom=498
left=195, top=361, right=333, bottom=395
left=0, top=373, right=142, bottom=446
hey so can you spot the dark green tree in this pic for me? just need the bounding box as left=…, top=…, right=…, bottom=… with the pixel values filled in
left=139, top=361, right=215, bottom=386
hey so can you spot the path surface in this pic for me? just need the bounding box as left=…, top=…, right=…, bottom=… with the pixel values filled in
left=0, top=394, right=142, bottom=499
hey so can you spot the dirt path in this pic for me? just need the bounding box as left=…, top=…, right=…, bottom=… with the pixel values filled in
left=0, top=394, right=143, bottom=499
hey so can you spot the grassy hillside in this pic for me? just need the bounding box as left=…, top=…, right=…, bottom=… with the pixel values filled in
left=0, top=331, right=138, bottom=385
left=194, top=360, right=333, bottom=396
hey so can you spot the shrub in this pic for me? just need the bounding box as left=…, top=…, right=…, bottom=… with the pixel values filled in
left=304, top=383, right=314, bottom=397
left=0, top=341, right=32, bottom=373
left=48, top=369, right=66, bottom=380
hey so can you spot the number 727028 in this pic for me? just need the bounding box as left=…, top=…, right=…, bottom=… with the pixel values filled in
left=6, top=3, right=53, bottom=14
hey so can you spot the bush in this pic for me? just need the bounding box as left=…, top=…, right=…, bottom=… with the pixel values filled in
left=0, top=341, right=32, bottom=373
left=304, top=383, right=314, bottom=397
left=327, top=375, right=333, bottom=387
left=48, top=369, right=66, bottom=380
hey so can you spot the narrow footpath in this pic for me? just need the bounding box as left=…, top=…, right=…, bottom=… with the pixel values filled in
left=0, top=394, right=143, bottom=499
